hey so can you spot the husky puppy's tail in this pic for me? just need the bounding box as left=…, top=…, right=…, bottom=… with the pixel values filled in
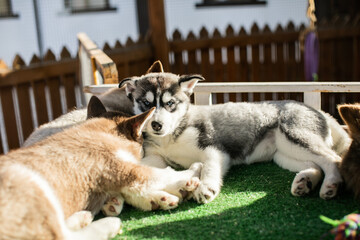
left=321, top=111, right=351, bottom=157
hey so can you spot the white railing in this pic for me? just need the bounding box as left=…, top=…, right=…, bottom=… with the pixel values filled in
left=84, top=82, right=360, bottom=110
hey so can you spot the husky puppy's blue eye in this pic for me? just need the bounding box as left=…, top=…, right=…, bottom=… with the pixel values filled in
left=166, top=100, right=175, bottom=107
left=143, top=100, right=150, bottom=106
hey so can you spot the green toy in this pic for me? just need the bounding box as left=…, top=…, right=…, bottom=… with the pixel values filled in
left=320, top=213, right=360, bottom=240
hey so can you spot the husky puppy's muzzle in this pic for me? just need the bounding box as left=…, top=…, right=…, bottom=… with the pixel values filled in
left=145, top=108, right=173, bottom=136
left=151, top=120, right=163, bottom=132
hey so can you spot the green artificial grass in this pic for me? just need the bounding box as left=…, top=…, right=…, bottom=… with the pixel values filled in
left=105, top=162, right=359, bottom=240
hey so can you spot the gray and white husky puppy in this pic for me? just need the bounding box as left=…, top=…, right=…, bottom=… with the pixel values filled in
left=122, top=62, right=351, bottom=204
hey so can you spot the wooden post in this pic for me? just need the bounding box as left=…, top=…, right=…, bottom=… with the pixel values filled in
left=194, top=92, right=212, bottom=106
left=304, top=92, right=321, bottom=110
left=147, top=0, right=170, bottom=70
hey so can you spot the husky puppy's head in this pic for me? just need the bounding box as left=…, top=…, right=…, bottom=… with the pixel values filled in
left=119, top=61, right=204, bottom=137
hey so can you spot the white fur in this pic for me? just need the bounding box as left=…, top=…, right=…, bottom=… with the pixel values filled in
left=144, top=127, right=207, bottom=168
left=145, top=91, right=154, bottom=103
left=115, top=149, right=138, bottom=163
left=244, top=130, right=276, bottom=165
left=162, top=92, right=172, bottom=104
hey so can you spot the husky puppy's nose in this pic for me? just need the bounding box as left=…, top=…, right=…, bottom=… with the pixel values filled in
left=151, top=121, right=162, bottom=131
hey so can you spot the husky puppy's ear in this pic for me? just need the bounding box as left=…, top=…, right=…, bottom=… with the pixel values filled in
left=178, top=75, right=205, bottom=95
left=338, top=104, right=360, bottom=138
left=118, top=77, right=135, bottom=88
left=124, top=107, right=156, bottom=141
left=146, top=60, right=164, bottom=74
left=118, top=77, right=137, bottom=99
left=87, top=96, right=107, bottom=119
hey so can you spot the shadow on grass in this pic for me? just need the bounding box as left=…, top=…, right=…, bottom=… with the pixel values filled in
left=117, top=163, right=359, bottom=240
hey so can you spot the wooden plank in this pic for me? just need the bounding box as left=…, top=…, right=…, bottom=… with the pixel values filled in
left=275, top=25, right=285, bottom=100
left=0, top=59, right=77, bottom=87
left=194, top=92, right=212, bottom=105
left=107, top=43, right=152, bottom=63
left=62, top=73, right=77, bottom=112
left=199, top=27, right=212, bottom=82
left=262, top=25, right=273, bottom=100
left=251, top=23, right=260, bottom=101
left=213, top=28, right=224, bottom=104
left=16, top=83, right=34, bottom=141
left=78, top=32, right=118, bottom=84
left=47, top=76, right=63, bottom=119
left=287, top=22, right=300, bottom=101
left=32, top=80, right=49, bottom=126
left=304, top=92, right=321, bottom=110
left=186, top=32, right=198, bottom=74
left=353, top=36, right=359, bottom=80
left=238, top=27, right=249, bottom=102
left=172, top=30, right=185, bottom=75
left=0, top=87, right=20, bottom=149
left=226, top=25, right=237, bottom=102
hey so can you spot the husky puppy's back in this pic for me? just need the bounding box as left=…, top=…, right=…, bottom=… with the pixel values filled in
left=338, top=104, right=360, bottom=199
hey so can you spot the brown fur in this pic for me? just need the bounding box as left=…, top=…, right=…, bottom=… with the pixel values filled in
left=0, top=96, right=201, bottom=240
left=338, top=104, right=360, bottom=199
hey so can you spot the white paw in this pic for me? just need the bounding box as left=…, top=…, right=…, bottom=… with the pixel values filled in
left=102, top=195, right=124, bottom=217
left=179, top=177, right=200, bottom=200
left=291, top=174, right=313, bottom=197
left=193, top=182, right=219, bottom=204
left=151, top=193, right=180, bottom=210
left=86, top=217, right=122, bottom=238
left=320, top=177, right=342, bottom=200
left=66, top=211, right=93, bottom=231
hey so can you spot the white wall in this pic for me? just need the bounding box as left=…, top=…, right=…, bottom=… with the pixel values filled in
left=0, top=1, right=38, bottom=66
left=37, top=0, right=138, bottom=59
left=165, top=0, right=308, bottom=38
left=0, top=0, right=138, bottom=66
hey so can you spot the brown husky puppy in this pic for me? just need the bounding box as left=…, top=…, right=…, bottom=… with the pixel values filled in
left=338, top=104, right=360, bottom=199
left=0, top=96, right=201, bottom=240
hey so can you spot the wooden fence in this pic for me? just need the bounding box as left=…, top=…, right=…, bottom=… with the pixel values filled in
left=167, top=16, right=360, bottom=118
left=0, top=36, right=153, bottom=154
left=0, top=15, right=359, bottom=154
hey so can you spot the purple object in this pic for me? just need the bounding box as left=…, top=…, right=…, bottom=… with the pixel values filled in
left=304, top=31, right=319, bottom=81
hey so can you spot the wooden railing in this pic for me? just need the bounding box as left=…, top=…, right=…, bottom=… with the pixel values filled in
left=84, top=81, right=360, bottom=113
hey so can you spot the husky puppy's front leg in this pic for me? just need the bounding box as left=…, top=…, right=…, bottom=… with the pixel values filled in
left=193, top=147, right=231, bottom=204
